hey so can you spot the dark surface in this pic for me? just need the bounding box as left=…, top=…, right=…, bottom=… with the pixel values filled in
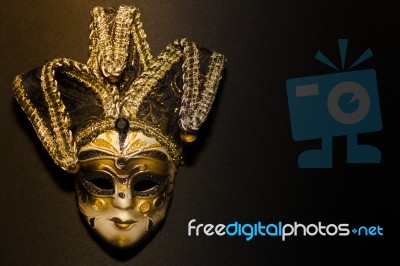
left=0, top=0, right=398, bottom=265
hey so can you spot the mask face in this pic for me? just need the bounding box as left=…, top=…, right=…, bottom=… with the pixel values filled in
left=75, top=130, right=176, bottom=248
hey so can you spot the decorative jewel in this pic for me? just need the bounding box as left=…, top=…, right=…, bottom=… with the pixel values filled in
left=13, top=5, right=225, bottom=248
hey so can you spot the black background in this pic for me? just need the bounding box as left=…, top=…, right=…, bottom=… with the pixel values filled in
left=0, top=0, right=398, bottom=265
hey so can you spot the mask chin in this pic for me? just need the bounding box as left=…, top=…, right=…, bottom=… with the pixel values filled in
left=81, top=201, right=166, bottom=248
left=75, top=130, right=176, bottom=248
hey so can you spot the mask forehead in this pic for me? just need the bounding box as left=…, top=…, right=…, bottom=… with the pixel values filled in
left=76, top=130, right=176, bottom=248
left=79, top=130, right=168, bottom=158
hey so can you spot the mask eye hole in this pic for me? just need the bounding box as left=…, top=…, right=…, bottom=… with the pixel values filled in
left=131, top=173, right=168, bottom=197
left=90, top=178, right=114, bottom=190
left=134, top=180, right=158, bottom=192
left=79, top=171, right=115, bottom=196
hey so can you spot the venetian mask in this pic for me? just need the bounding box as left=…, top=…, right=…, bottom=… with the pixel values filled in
left=13, top=5, right=224, bottom=248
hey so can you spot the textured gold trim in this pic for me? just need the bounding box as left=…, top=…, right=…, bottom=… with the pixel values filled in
left=131, top=7, right=153, bottom=70
left=180, top=39, right=200, bottom=130
left=87, top=6, right=153, bottom=78
left=40, top=60, right=77, bottom=170
left=13, top=76, right=59, bottom=165
left=89, top=6, right=135, bottom=82
left=75, top=118, right=116, bottom=148
left=178, top=41, right=226, bottom=131
left=194, top=52, right=225, bottom=128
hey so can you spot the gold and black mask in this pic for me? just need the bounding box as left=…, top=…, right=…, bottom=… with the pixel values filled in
left=13, top=5, right=225, bottom=248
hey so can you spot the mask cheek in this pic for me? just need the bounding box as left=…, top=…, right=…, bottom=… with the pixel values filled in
left=75, top=182, right=112, bottom=228
left=134, top=192, right=172, bottom=232
left=135, top=172, right=176, bottom=231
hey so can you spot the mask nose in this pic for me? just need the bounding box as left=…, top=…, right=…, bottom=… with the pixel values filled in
left=112, top=190, right=132, bottom=209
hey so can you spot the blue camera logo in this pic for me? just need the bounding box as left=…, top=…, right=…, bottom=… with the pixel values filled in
left=286, top=39, right=382, bottom=168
